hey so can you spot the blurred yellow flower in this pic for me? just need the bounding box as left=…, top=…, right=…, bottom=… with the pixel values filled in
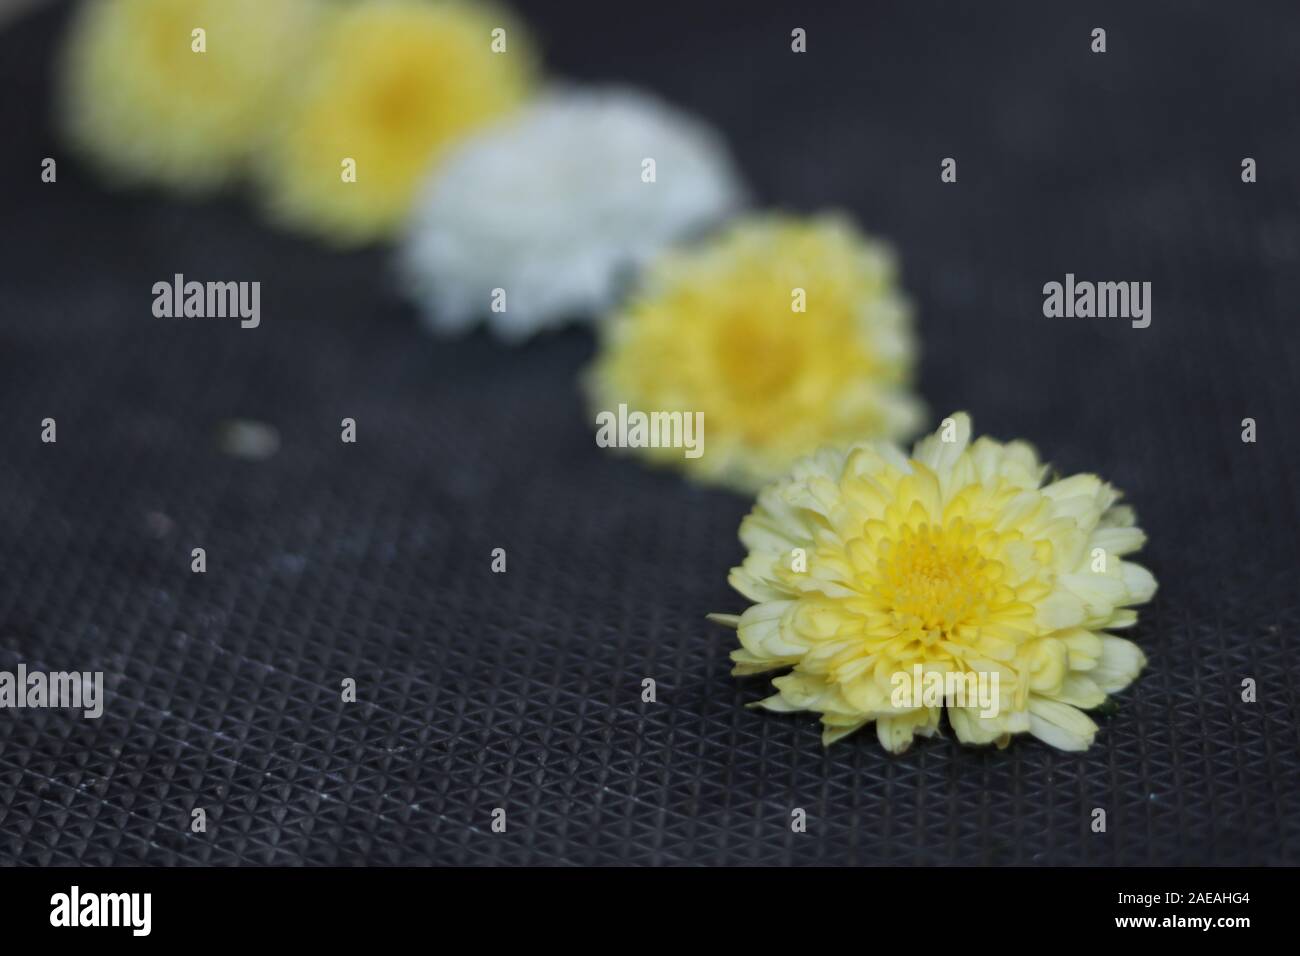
left=59, top=0, right=320, bottom=192
left=259, top=0, right=535, bottom=245
left=586, top=214, right=924, bottom=492
left=711, top=413, right=1156, bottom=752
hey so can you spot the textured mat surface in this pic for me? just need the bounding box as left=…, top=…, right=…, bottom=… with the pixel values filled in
left=1, top=0, right=1298, bottom=865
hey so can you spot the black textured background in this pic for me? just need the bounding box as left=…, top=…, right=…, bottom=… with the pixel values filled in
left=1, top=0, right=1297, bottom=866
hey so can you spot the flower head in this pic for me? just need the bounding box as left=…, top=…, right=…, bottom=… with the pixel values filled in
left=586, top=214, right=923, bottom=492
left=712, top=413, right=1156, bottom=752
left=260, top=0, right=536, bottom=245
left=400, top=86, right=745, bottom=341
left=59, top=0, right=319, bottom=192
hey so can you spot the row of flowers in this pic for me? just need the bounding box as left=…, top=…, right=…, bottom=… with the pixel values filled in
left=59, top=0, right=1156, bottom=753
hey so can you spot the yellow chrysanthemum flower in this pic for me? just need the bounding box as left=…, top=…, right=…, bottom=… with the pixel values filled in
left=711, top=413, right=1156, bottom=752
left=586, top=214, right=924, bottom=492
left=59, top=0, right=320, bottom=192
left=259, top=0, right=535, bottom=245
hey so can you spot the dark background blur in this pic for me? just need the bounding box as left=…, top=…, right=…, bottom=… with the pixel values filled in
left=1, top=0, right=1297, bottom=865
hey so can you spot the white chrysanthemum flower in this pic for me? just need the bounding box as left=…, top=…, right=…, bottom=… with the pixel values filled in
left=711, top=413, right=1157, bottom=753
left=398, top=86, right=746, bottom=342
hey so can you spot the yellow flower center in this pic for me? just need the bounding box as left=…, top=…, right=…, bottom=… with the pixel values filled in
left=368, top=70, right=426, bottom=133
left=711, top=312, right=805, bottom=404
left=876, top=521, right=1000, bottom=643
